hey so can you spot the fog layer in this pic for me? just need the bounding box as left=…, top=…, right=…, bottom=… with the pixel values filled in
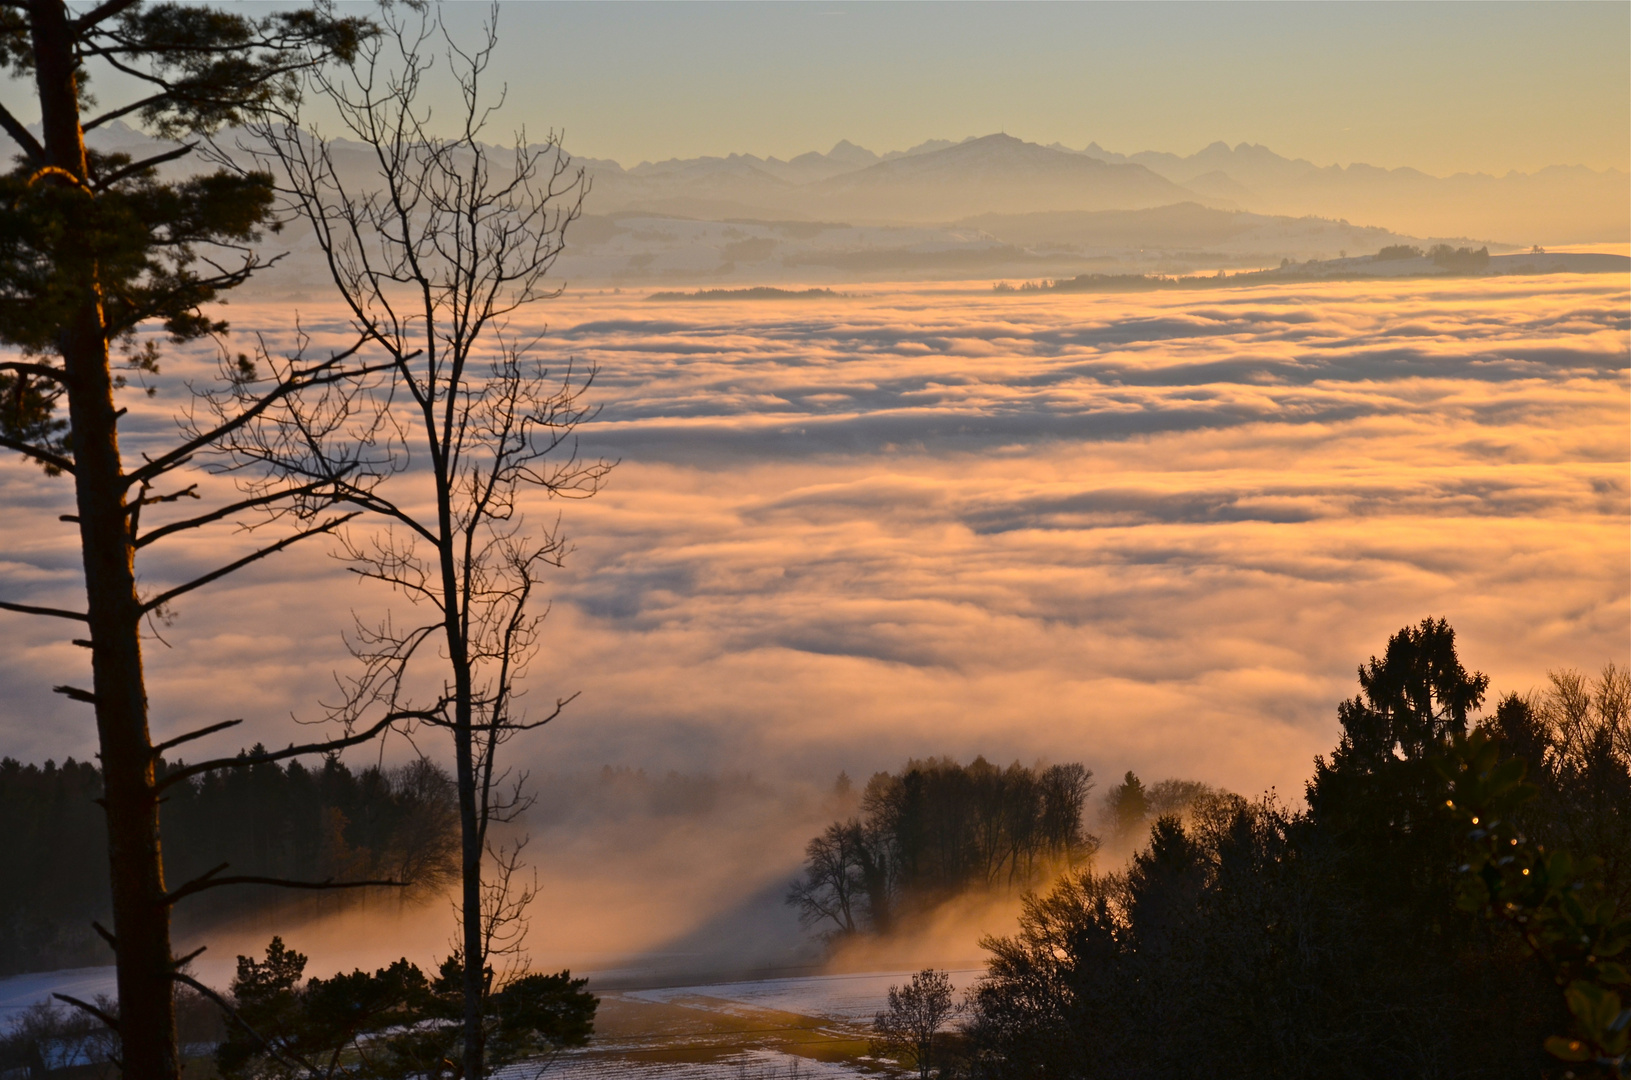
left=0, top=274, right=1625, bottom=977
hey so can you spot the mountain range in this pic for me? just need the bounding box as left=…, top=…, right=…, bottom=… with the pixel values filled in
left=46, top=122, right=1628, bottom=288
left=580, top=133, right=1628, bottom=245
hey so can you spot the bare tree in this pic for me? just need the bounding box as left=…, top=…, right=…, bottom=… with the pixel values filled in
left=786, top=821, right=869, bottom=937
left=233, top=7, right=610, bottom=1076
left=872, top=968, right=962, bottom=1079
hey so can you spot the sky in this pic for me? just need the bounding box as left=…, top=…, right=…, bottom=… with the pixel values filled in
left=461, top=1, right=1629, bottom=173
left=3, top=1, right=1628, bottom=175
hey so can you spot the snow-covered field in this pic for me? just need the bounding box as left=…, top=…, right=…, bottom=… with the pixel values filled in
left=623, top=969, right=981, bottom=1025
left=0, top=966, right=116, bottom=1016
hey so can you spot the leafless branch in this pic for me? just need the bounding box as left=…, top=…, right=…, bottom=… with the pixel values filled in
left=0, top=599, right=88, bottom=621
left=138, top=512, right=358, bottom=615
left=154, top=707, right=443, bottom=791
left=152, top=717, right=243, bottom=757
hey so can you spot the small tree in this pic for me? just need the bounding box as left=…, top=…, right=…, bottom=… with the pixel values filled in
left=215, top=936, right=595, bottom=1080
left=1104, top=770, right=1149, bottom=844
left=787, top=821, right=869, bottom=937
left=234, top=7, right=609, bottom=1076
left=873, top=968, right=961, bottom=1079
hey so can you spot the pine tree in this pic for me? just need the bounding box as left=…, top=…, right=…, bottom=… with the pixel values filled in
left=0, top=6, right=370, bottom=1076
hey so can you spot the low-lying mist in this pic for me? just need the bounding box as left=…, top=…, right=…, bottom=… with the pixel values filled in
left=181, top=759, right=1227, bottom=990
left=1, top=273, right=1624, bottom=987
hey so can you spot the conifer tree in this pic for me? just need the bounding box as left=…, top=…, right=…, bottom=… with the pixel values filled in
left=0, top=5, right=376, bottom=1076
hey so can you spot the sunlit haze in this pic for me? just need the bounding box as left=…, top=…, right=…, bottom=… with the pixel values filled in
left=0, top=2, right=1626, bottom=1068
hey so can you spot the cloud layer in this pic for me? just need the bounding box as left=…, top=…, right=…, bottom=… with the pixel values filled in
left=0, top=274, right=1625, bottom=974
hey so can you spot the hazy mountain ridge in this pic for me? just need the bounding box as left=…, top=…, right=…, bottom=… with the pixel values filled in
left=58, top=121, right=1631, bottom=246
left=580, top=132, right=1627, bottom=244
left=48, top=122, right=1625, bottom=288
left=1073, top=139, right=1628, bottom=242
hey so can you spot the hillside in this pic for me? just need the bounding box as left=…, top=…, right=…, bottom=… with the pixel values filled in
left=800, top=134, right=1197, bottom=221
left=1077, top=140, right=1629, bottom=245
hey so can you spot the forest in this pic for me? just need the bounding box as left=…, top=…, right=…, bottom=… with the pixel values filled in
left=0, top=754, right=458, bottom=975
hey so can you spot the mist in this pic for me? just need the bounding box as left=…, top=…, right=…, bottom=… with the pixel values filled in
left=2, top=269, right=1623, bottom=987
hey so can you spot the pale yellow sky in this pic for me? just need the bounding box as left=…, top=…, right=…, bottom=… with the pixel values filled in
left=2, top=1, right=1626, bottom=176
left=430, top=0, right=1629, bottom=175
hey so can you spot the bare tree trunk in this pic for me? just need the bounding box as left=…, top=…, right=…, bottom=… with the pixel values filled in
left=28, top=1, right=178, bottom=1074
left=444, top=548, right=485, bottom=1078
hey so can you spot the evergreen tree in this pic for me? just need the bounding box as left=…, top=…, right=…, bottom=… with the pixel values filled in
left=217, top=937, right=596, bottom=1080
left=964, top=619, right=1594, bottom=1079
left=0, top=6, right=370, bottom=1075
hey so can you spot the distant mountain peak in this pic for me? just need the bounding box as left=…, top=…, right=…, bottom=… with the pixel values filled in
left=826, top=139, right=879, bottom=165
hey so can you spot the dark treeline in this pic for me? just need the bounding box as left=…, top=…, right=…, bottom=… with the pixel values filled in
left=1010, top=243, right=1502, bottom=295
left=959, top=619, right=1630, bottom=1079
left=789, top=758, right=1095, bottom=935
left=0, top=753, right=457, bottom=976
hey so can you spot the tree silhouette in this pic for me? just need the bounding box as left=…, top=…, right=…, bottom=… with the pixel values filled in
left=232, top=7, right=609, bottom=1076
left=963, top=619, right=1600, bottom=1078
left=873, top=968, right=961, bottom=1079
left=0, top=5, right=409, bottom=1075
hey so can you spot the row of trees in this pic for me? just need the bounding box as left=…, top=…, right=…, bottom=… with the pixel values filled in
left=0, top=753, right=458, bottom=975
left=788, top=757, right=1095, bottom=936
left=0, top=2, right=599, bottom=1076
left=958, top=619, right=1629, bottom=1079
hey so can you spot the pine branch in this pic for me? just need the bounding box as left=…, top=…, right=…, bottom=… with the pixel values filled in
left=0, top=599, right=88, bottom=621
left=71, top=0, right=141, bottom=33
left=164, top=862, right=403, bottom=907
left=0, top=360, right=67, bottom=381
left=52, top=993, right=119, bottom=1032
left=0, top=434, right=76, bottom=475
left=78, top=87, right=174, bottom=133
left=0, top=101, right=43, bottom=161
left=138, top=513, right=358, bottom=615
left=154, top=706, right=445, bottom=791
left=92, top=142, right=196, bottom=191
left=135, top=481, right=343, bottom=549
left=172, top=972, right=321, bottom=1079
left=124, top=350, right=375, bottom=488
left=152, top=718, right=242, bottom=757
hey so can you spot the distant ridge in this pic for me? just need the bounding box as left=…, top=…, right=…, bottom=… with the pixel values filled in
left=808, top=134, right=1195, bottom=220
left=646, top=287, right=845, bottom=301
left=573, top=132, right=1627, bottom=243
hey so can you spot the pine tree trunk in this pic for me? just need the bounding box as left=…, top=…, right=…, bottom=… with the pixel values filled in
left=29, top=2, right=179, bottom=1075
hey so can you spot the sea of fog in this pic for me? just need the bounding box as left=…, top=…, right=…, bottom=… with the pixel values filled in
left=0, top=273, right=1626, bottom=986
